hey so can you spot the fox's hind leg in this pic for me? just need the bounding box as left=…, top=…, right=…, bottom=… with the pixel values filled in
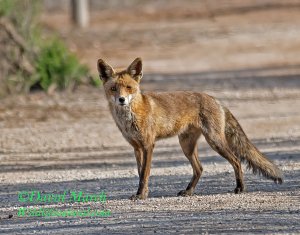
left=178, top=127, right=202, bottom=196
left=200, top=103, right=245, bottom=193
left=203, top=131, right=245, bottom=193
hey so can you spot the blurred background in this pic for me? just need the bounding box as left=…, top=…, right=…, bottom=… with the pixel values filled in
left=1, top=0, right=300, bottom=179
left=2, top=0, right=300, bottom=96
left=44, top=0, right=300, bottom=73
left=1, top=0, right=300, bottom=187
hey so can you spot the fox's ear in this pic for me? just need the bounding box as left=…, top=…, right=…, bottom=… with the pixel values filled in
left=97, top=59, right=115, bottom=83
left=127, top=57, right=143, bottom=83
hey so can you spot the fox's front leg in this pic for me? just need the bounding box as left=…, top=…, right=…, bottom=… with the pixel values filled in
left=130, top=144, right=154, bottom=200
left=134, top=147, right=143, bottom=177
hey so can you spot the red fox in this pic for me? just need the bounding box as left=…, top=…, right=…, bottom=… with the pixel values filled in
left=97, top=58, right=283, bottom=200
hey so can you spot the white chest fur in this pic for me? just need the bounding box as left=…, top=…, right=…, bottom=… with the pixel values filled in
left=111, top=106, right=141, bottom=141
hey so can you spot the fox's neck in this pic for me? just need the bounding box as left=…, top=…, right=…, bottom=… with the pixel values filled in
left=110, top=103, right=132, bottom=125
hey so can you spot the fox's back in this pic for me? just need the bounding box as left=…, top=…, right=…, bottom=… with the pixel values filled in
left=133, top=91, right=222, bottom=139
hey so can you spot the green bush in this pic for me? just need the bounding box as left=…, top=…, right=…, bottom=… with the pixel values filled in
left=0, top=0, right=96, bottom=96
left=34, top=39, right=89, bottom=91
left=0, top=0, right=15, bottom=16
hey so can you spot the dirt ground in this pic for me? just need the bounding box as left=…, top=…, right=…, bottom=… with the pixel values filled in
left=1, top=1, right=300, bottom=234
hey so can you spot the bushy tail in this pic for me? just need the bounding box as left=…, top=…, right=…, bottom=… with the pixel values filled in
left=224, top=107, right=283, bottom=184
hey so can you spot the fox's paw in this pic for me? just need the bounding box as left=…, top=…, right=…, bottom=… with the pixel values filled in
left=234, top=186, right=245, bottom=194
left=274, top=178, right=283, bottom=184
left=129, top=193, right=147, bottom=200
left=177, top=190, right=193, bottom=197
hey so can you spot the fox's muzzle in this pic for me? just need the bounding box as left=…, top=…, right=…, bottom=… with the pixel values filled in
left=115, top=95, right=133, bottom=106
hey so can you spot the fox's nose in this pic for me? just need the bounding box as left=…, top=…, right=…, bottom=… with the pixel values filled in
left=119, top=97, right=125, bottom=103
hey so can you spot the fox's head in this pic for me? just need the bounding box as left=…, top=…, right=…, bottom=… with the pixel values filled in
left=97, top=58, right=143, bottom=107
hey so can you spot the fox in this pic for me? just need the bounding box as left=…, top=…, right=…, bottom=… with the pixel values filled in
left=97, top=57, right=283, bottom=200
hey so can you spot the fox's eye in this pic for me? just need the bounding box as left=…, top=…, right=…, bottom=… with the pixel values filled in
left=111, top=86, right=117, bottom=91
left=126, top=85, right=132, bottom=90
